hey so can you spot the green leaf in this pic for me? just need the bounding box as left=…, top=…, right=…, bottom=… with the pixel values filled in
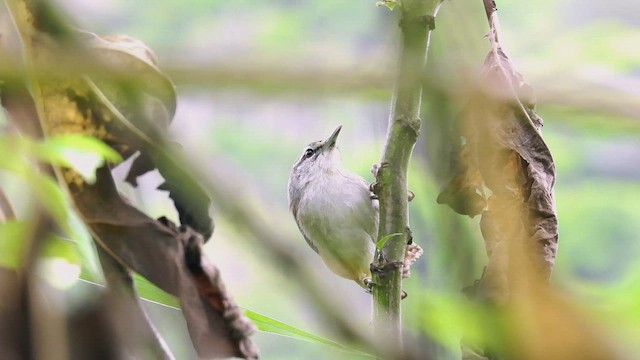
left=376, top=232, right=402, bottom=250
left=0, top=135, right=122, bottom=185
left=41, top=235, right=83, bottom=264
left=0, top=152, right=68, bottom=230
left=0, top=221, right=29, bottom=269
left=42, top=134, right=122, bottom=162
left=38, top=258, right=82, bottom=289
left=0, top=136, right=102, bottom=276
left=78, top=270, right=179, bottom=308
left=35, top=134, right=123, bottom=184
left=133, top=273, right=180, bottom=308
left=88, top=273, right=373, bottom=357
left=0, top=224, right=83, bottom=289
left=38, top=236, right=84, bottom=289
left=405, top=289, right=488, bottom=354
left=66, top=210, right=100, bottom=276
left=375, top=0, right=399, bottom=10
left=242, top=309, right=374, bottom=357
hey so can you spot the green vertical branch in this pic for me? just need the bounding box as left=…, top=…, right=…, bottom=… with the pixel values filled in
left=372, top=0, right=443, bottom=349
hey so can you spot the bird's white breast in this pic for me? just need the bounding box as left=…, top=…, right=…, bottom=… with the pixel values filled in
left=296, top=168, right=378, bottom=278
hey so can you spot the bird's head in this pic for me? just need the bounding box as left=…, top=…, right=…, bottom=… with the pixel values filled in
left=291, top=125, right=344, bottom=177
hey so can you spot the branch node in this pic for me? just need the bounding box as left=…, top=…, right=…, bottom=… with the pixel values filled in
left=399, top=15, right=436, bottom=31
left=371, top=260, right=404, bottom=279
left=405, top=225, right=413, bottom=245
left=394, top=116, right=421, bottom=137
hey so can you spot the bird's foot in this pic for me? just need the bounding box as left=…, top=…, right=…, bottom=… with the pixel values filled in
left=363, top=277, right=375, bottom=293
left=369, top=181, right=380, bottom=199
left=369, top=263, right=410, bottom=299
left=369, top=162, right=390, bottom=197
left=369, top=163, right=415, bottom=202
left=371, top=162, right=389, bottom=178
left=371, top=260, right=404, bottom=274
left=370, top=261, right=383, bottom=274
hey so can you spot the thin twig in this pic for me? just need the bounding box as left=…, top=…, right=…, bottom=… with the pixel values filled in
left=482, top=0, right=538, bottom=130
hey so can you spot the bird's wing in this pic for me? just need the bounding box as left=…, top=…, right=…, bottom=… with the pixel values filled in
left=290, top=196, right=319, bottom=254
left=353, top=178, right=379, bottom=244
left=293, top=214, right=319, bottom=254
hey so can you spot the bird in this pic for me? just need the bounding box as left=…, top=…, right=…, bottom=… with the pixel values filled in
left=288, top=125, right=378, bottom=289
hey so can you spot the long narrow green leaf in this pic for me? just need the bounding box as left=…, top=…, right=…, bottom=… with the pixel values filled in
left=133, top=273, right=180, bottom=308
left=243, top=308, right=374, bottom=358
left=78, top=272, right=373, bottom=357
left=376, top=232, right=403, bottom=250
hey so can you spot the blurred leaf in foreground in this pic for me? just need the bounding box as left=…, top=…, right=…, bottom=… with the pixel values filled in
left=4, top=0, right=257, bottom=357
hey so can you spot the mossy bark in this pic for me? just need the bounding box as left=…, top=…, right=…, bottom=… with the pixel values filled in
left=372, top=0, right=443, bottom=350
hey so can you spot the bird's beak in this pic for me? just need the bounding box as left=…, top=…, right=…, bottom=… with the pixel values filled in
left=322, top=125, right=342, bottom=152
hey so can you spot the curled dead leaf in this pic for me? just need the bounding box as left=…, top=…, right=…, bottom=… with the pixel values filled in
left=438, top=8, right=558, bottom=294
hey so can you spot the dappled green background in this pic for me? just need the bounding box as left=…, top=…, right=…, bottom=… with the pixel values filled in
left=3, top=0, right=639, bottom=358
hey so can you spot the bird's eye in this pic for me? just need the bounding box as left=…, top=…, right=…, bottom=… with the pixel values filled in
left=304, top=148, right=314, bottom=158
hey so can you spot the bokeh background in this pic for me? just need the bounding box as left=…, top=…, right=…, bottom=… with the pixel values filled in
left=3, top=0, right=640, bottom=359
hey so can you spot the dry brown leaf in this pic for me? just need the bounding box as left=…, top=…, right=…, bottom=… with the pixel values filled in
left=438, top=2, right=558, bottom=294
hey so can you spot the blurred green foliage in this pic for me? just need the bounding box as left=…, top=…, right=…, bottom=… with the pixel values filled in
left=0, top=221, right=29, bottom=269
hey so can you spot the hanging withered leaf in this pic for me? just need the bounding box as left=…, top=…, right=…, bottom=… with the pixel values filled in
left=9, top=3, right=213, bottom=240
left=79, top=30, right=215, bottom=241
left=438, top=17, right=558, bottom=288
left=71, top=165, right=258, bottom=359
